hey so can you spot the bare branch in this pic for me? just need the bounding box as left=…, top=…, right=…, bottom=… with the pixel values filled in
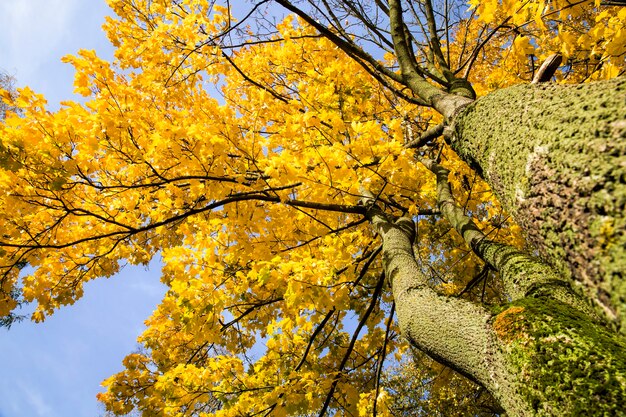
left=404, top=123, right=444, bottom=148
left=532, top=53, right=563, bottom=84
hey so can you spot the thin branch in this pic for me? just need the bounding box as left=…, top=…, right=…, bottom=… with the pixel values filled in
left=286, top=199, right=365, bottom=214
left=459, top=17, right=511, bottom=79
left=373, top=302, right=395, bottom=417
left=352, top=244, right=383, bottom=290
left=280, top=218, right=367, bottom=252
left=274, top=0, right=404, bottom=85
left=220, top=297, right=284, bottom=331
left=221, top=50, right=289, bottom=104
left=317, top=272, right=386, bottom=417
left=294, top=308, right=337, bottom=371
left=273, top=0, right=428, bottom=105
left=404, top=123, right=444, bottom=148
left=0, top=186, right=300, bottom=250
left=456, top=264, right=491, bottom=297
left=422, top=0, right=453, bottom=82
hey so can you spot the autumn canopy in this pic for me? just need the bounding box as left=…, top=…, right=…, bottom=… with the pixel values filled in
left=1, top=0, right=625, bottom=416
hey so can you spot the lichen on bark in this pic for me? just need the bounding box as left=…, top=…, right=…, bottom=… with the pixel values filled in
left=493, top=297, right=626, bottom=416
left=420, top=133, right=626, bottom=416
left=451, top=77, right=626, bottom=331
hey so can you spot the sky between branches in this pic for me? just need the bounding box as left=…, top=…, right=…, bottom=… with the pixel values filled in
left=0, top=2, right=166, bottom=416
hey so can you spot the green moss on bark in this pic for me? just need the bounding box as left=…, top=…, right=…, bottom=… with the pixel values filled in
left=452, top=78, right=626, bottom=331
left=494, top=298, right=626, bottom=416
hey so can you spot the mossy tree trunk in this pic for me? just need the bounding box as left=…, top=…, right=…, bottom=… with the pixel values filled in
left=362, top=1, right=626, bottom=413
left=450, top=77, right=626, bottom=331
left=386, top=0, right=624, bottom=330
left=367, top=195, right=626, bottom=416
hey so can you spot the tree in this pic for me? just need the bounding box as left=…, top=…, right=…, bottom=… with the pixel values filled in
left=0, top=71, right=17, bottom=121
left=0, top=69, right=25, bottom=329
left=0, top=0, right=625, bottom=416
left=384, top=349, right=503, bottom=416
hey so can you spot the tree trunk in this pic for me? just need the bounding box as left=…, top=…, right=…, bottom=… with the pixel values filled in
left=450, top=77, right=626, bottom=331
left=491, top=296, right=626, bottom=416
left=369, top=206, right=626, bottom=416
left=367, top=151, right=626, bottom=415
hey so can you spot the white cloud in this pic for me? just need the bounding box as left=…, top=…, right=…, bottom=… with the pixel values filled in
left=0, top=4, right=156, bottom=417
left=17, top=381, right=52, bottom=417
left=0, top=0, right=80, bottom=79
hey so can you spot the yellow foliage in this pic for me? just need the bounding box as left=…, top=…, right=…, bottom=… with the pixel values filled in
left=455, top=0, right=625, bottom=92
left=0, top=0, right=620, bottom=415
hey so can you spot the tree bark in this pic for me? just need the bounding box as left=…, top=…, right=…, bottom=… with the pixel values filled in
left=449, top=77, right=626, bottom=331
left=365, top=205, right=502, bottom=386
left=423, top=159, right=595, bottom=315
left=368, top=191, right=626, bottom=416
left=490, top=296, right=626, bottom=416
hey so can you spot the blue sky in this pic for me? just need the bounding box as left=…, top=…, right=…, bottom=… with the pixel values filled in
left=0, top=2, right=167, bottom=416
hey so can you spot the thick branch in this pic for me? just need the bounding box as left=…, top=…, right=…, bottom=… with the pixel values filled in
left=363, top=199, right=498, bottom=387
left=423, top=159, right=595, bottom=315
left=388, top=0, right=474, bottom=117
